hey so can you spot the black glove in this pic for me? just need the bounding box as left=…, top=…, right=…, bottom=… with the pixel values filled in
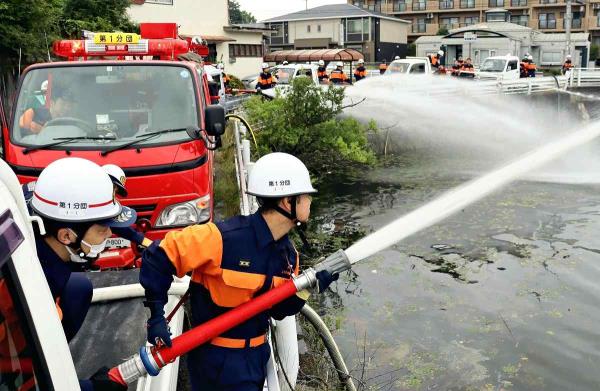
left=144, top=300, right=172, bottom=347
left=315, top=270, right=339, bottom=293
left=89, top=366, right=127, bottom=391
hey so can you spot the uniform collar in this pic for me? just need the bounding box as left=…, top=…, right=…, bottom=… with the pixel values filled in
left=250, top=212, right=279, bottom=249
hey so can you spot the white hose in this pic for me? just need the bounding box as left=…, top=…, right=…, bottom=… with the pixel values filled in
left=300, top=305, right=357, bottom=391
left=91, top=277, right=190, bottom=303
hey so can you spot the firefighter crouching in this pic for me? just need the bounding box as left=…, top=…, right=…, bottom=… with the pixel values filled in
left=317, top=60, right=329, bottom=84
left=140, top=152, right=339, bottom=390
left=330, top=62, right=351, bottom=85
left=28, top=157, right=135, bottom=391
left=257, top=63, right=276, bottom=90
left=353, top=58, right=367, bottom=82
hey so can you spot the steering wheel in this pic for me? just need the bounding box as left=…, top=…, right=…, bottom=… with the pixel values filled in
left=44, top=117, right=95, bottom=134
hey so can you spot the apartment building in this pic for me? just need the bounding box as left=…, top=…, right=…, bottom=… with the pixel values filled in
left=262, top=4, right=410, bottom=62
left=349, top=0, right=600, bottom=45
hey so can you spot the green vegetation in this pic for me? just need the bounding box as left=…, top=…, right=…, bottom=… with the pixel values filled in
left=244, top=77, right=376, bottom=173
left=228, top=0, right=256, bottom=24
left=591, top=44, right=599, bottom=61
left=436, top=27, right=449, bottom=36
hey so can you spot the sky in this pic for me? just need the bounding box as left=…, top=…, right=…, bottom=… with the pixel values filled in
left=236, top=0, right=348, bottom=22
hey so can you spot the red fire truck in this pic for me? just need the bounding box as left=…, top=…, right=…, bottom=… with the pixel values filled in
left=0, top=23, right=225, bottom=269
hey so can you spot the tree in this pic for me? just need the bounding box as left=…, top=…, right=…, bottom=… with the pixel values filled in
left=0, top=0, right=64, bottom=69
left=244, top=78, right=375, bottom=172
left=436, top=27, right=449, bottom=36
left=61, top=0, right=138, bottom=38
left=228, top=0, right=257, bottom=24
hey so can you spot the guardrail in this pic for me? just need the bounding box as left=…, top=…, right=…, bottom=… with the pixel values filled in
left=567, top=68, right=600, bottom=88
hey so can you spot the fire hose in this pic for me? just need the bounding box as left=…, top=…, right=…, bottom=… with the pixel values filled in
left=108, top=249, right=352, bottom=385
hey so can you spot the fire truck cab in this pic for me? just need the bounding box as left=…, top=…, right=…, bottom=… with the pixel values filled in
left=1, top=23, right=225, bottom=269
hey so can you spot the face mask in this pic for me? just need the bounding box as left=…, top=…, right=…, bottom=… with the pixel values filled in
left=65, top=229, right=107, bottom=262
left=80, top=238, right=108, bottom=258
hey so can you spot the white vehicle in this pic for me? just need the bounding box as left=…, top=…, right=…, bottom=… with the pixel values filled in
left=384, top=57, right=436, bottom=75
left=260, top=63, right=323, bottom=99
left=476, top=55, right=521, bottom=80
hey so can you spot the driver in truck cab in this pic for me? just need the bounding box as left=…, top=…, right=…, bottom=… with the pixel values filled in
left=18, top=87, right=75, bottom=134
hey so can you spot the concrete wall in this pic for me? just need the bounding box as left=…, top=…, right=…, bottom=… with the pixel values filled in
left=128, top=0, right=227, bottom=36
left=378, top=19, right=408, bottom=44
left=287, top=19, right=342, bottom=45
left=128, top=0, right=263, bottom=77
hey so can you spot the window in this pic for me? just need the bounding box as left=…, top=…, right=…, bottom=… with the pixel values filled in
left=539, top=13, right=556, bottom=29
left=510, top=0, right=527, bottom=5
left=487, top=12, right=507, bottom=21
left=307, top=25, right=311, bottom=33
left=464, top=16, right=480, bottom=25
left=413, top=18, right=427, bottom=32
left=318, top=25, right=322, bottom=32
left=394, top=0, right=407, bottom=11
left=489, top=0, right=504, bottom=6
left=409, top=63, right=426, bottom=73
left=542, top=51, right=562, bottom=63
left=440, top=17, right=460, bottom=28
left=345, top=18, right=370, bottom=42
left=412, top=0, right=426, bottom=10
left=508, top=60, right=519, bottom=70
left=540, top=0, right=557, bottom=3
left=511, top=14, right=528, bottom=25
left=229, top=44, right=264, bottom=58
left=269, top=22, right=288, bottom=45
left=440, top=0, right=454, bottom=9
left=460, top=0, right=475, bottom=7
left=13, top=65, right=199, bottom=149
left=561, top=12, right=583, bottom=28
left=146, top=0, right=173, bottom=4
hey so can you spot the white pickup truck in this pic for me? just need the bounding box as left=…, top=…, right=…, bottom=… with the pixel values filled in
left=476, top=55, right=521, bottom=80
left=384, top=57, right=436, bottom=75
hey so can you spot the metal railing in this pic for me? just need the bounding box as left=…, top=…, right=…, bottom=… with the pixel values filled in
left=567, top=68, right=600, bottom=88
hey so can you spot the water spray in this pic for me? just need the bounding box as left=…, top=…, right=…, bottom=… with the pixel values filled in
left=109, top=120, right=600, bottom=386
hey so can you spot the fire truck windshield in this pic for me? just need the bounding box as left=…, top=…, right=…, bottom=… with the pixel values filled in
left=12, top=64, right=199, bottom=149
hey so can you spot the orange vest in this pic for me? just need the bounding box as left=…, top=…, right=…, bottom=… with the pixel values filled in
left=329, top=69, right=348, bottom=83
left=354, top=66, right=367, bottom=79
left=431, top=56, right=439, bottom=66
left=258, top=72, right=274, bottom=87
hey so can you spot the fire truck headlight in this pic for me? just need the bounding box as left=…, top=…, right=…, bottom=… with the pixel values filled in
left=155, top=195, right=211, bottom=228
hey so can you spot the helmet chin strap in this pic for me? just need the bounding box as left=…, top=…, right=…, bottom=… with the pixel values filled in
left=273, top=196, right=311, bottom=250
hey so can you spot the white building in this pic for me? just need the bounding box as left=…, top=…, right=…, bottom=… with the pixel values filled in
left=128, top=0, right=268, bottom=78
left=415, top=19, right=590, bottom=68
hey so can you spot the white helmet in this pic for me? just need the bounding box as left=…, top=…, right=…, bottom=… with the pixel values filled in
left=282, top=60, right=289, bottom=65
left=438, top=50, right=444, bottom=56
left=102, top=164, right=128, bottom=197
left=358, top=59, right=365, bottom=64
left=41, top=80, right=48, bottom=92
left=247, top=153, right=316, bottom=198
left=394, top=56, right=400, bottom=60
left=318, top=60, right=325, bottom=66
left=32, top=158, right=135, bottom=226
left=217, top=63, right=225, bottom=70
left=527, top=55, right=533, bottom=61
left=262, top=62, right=269, bottom=69
left=336, top=61, right=343, bottom=67
left=566, top=54, right=572, bottom=59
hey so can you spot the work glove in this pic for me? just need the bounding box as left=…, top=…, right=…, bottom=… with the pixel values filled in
left=144, top=300, right=172, bottom=347
left=315, top=270, right=339, bottom=293
left=89, top=366, right=127, bottom=391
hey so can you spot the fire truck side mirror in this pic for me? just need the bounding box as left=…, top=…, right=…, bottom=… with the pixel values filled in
left=204, top=105, right=226, bottom=137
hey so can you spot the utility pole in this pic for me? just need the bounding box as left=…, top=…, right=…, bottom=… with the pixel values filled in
left=566, top=0, right=572, bottom=58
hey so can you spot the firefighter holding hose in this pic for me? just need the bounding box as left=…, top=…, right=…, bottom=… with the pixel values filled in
left=139, top=152, right=339, bottom=390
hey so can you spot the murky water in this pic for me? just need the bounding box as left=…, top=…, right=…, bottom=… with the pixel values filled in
left=308, top=148, right=600, bottom=390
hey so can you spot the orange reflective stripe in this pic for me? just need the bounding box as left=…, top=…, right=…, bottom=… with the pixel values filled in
left=55, top=298, right=63, bottom=320
left=210, top=335, right=266, bottom=348
left=160, top=223, right=223, bottom=277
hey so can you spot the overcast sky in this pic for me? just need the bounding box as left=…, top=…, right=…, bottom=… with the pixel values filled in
left=236, top=0, right=347, bottom=22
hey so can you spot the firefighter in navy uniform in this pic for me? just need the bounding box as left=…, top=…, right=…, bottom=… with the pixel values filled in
left=256, top=62, right=276, bottom=90
left=28, top=157, right=135, bottom=391
left=140, top=153, right=339, bottom=391
left=317, top=59, right=329, bottom=83
left=353, top=58, right=367, bottom=82
left=329, top=62, right=351, bottom=85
